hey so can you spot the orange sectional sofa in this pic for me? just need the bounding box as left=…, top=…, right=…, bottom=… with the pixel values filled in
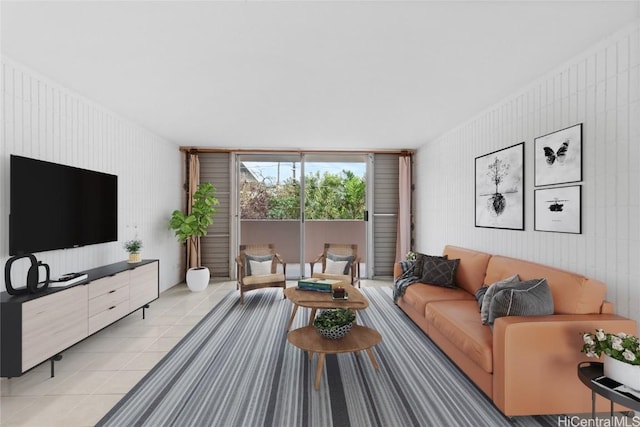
left=394, top=245, right=637, bottom=416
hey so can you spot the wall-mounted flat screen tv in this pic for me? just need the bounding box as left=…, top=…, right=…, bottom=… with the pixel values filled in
left=9, top=155, right=118, bottom=255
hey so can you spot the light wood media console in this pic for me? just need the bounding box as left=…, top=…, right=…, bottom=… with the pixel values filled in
left=0, top=259, right=159, bottom=378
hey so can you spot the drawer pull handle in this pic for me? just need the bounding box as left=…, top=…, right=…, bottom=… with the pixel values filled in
left=108, top=306, right=116, bottom=310
left=108, top=290, right=116, bottom=294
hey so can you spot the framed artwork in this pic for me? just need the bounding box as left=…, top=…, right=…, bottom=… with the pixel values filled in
left=534, top=185, right=581, bottom=234
left=475, top=142, right=524, bottom=230
left=534, top=123, right=582, bottom=186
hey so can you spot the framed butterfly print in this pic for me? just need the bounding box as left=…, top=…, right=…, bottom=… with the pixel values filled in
left=534, top=185, right=581, bottom=234
left=475, top=142, right=524, bottom=230
left=534, top=123, right=582, bottom=186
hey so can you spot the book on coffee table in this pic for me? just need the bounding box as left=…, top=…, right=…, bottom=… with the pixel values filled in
left=297, top=278, right=342, bottom=292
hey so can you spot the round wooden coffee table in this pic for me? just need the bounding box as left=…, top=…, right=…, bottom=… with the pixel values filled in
left=287, top=325, right=382, bottom=390
left=284, top=284, right=369, bottom=331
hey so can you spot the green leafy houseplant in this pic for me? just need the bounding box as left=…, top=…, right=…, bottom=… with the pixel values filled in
left=581, top=329, right=640, bottom=365
left=123, top=239, right=143, bottom=253
left=169, top=182, right=219, bottom=265
left=313, top=308, right=356, bottom=330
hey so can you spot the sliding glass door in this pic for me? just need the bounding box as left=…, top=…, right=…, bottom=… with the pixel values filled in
left=302, top=154, right=367, bottom=277
left=237, top=153, right=367, bottom=279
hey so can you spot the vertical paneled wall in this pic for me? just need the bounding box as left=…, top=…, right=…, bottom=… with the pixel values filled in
left=0, top=58, right=183, bottom=292
left=415, top=23, right=640, bottom=322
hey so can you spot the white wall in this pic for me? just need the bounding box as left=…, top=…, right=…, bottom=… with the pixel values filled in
left=0, top=58, right=183, bottom=293
left=415, top=22, right=640, bottom=323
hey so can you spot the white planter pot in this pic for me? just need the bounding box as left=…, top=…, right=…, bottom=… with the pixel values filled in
left=604, top=354, right=640, bottom=391
left=186, top=267, right=210, bottom=292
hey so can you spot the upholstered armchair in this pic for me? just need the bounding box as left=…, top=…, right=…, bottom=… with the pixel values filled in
left=236, top=243, right=287, bottom=304
left=309, top=243, right=360, bottom=288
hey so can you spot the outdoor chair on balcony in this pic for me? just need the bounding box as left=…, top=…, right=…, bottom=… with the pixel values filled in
left=236, top=243, right=287, bottom=304
left=309, top=243, right=360, bottom=288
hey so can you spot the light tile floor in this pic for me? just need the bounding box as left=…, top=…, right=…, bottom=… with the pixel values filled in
left=0, top=279, right=391, bottom=426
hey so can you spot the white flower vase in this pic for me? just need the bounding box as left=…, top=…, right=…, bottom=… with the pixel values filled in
left=186, top=267, right=210, bottom=292
left=604, top=354, right=640, bottom=391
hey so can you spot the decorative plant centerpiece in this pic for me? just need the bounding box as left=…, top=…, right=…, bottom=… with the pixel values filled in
left=169, top=182, right=219, bottom=292
left=581, top=329, right=640, bottom=390
left=313, top=308, right=356, bottom=340
left=124, top=239, right=143, bottom=263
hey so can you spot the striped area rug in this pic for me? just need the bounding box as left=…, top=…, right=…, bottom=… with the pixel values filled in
left=97, top=287, right=559, bottom=427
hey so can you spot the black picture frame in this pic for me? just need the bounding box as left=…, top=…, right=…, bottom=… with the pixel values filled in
left=534, top=185, right=581, bottom=234
left=475, top=142, right=524, bottom=230
left=534, top=123, right=582, bottom=187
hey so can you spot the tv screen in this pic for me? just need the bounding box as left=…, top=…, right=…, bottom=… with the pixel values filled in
left=9, top=155, right=118, bottom=255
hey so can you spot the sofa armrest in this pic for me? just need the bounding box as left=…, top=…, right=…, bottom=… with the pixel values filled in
left=492, top=314, right=637, bottom=416
left=394, top=263, right=402, bottom=280
left=601, top=300, right=615, bottom=314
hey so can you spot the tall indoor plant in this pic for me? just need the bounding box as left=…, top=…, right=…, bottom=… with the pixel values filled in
left=169, top=182, right=219, bottom=291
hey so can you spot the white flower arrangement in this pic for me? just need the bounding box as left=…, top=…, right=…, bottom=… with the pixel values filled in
left=581, top=329, right=640, bottom=366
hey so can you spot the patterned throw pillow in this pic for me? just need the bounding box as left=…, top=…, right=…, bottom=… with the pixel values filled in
left=419, top=257, right=460, bottom=288
left=245, top=254, right=273, bottom=276
left=487, top=278, right=554, bottom=325
left=326, top=252, right=354, bottom=275
left=480, top=274, right=520, bottom=324
left=414, top=253, right=448, bottom=278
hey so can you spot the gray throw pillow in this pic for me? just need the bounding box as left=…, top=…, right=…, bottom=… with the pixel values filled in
left=420, top=257, right=460, bottom=288
left=480, top=275, right=520, bottom=324
left=487, top=278, right=554, bottom=325
left=245, top=254, right=273, bottom=276
left=326, top=252, right=354, bottom=275
left=414, top=253, right=447, bottom=278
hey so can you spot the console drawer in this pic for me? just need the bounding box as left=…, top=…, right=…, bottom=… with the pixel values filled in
left=88, top=284, right=129, bottom=317
left=88, top=271, right=129, bottom=300
left=88, top=299, right=130, bottom=335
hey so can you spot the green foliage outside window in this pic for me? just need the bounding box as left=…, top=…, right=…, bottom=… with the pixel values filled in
left=240, top=170, right=365, bottom=220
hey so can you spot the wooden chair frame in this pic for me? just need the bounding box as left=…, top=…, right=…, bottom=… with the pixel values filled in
left=236, top=243, right=287, bottom=304
left=309, top=243, right=360, bottom=287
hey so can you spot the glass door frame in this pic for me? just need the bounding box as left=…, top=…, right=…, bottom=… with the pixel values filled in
left=233, top=152, right=369, bottom=280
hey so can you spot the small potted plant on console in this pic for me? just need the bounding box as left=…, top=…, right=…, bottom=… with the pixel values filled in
left=313, top=308, right=356, bottom=340
left=124, top=239, right=143, bottom=263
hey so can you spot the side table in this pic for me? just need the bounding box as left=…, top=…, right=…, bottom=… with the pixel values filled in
left=577, top=361, right=640, bottom=419
left=288, top=325, right=381, bottom=390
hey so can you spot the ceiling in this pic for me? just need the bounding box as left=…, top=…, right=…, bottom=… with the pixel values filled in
left=2, top=1, right=638, bottom=151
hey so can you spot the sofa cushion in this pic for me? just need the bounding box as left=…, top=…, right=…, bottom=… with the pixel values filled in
left=425, top=300, right=494, bottom=373
left=480, top=274, right=520, bottom=324
left=487, top=278, right=554, bottom=325
left=401, top=283, right=474, bottom=317
left=443, top=246, right=491, bottom=295
left=414, top=253, right=447, bottom=279
left=485, top=256, right=606, bottom=314
left=420, top=257, right=460, bottom=288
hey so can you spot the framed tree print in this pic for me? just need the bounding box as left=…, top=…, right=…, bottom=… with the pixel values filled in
left=534, top=185, right=581, bottom=234
left=534, top=123, right=582, bottom=186
left=475, top=142, right=524, bottom=230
